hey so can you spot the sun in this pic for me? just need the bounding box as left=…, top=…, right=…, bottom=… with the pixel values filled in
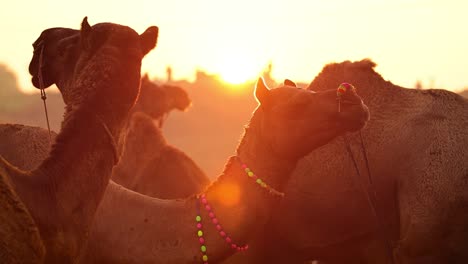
left=216, top=52, right=258, bottom=85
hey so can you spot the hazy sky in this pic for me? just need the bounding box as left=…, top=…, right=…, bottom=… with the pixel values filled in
left=1, top=0, right=467, bottom=92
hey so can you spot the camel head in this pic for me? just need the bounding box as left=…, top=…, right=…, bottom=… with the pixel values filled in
left=136, top=75, right=192, bottom=119
left=163, top=84, right=192, bottom=111
left=251, top=78, right=369, bottom=160
left=29, top=27, right=79, bottom=91
left=29, top=17, right=159, bottom=105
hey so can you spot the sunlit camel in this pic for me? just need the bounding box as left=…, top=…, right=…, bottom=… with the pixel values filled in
left=1, top=75, right=370, bottom=263
left=240, top=59, right=468, bottom=264
left=0, top=18, right=158, bottom=262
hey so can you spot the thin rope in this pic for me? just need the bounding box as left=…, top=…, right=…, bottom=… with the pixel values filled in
left=342, top=135, right=395, bottom=263
left=38, top=45, right=52, bottom=145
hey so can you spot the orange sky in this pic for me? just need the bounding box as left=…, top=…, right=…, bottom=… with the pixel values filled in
left=0, top=0, right=467, bottom=93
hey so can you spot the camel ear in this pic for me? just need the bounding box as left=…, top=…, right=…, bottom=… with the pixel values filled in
left=255, top=77, right=270, bottom=105
left=140, top=26, right=158, bottom=56
left=284, top=79, right=296, bottom=87
left=80, top=17, right=92, bottom=51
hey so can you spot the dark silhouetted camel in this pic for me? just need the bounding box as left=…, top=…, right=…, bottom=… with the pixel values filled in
left=0, top=18, right=158, bottom=262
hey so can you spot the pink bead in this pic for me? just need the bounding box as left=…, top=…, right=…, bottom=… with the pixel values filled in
left=231, top=243, right=237, bottom=249
left=205, top=205, right=211, bottom=211
left=196, top=223, right=202, bottom=229
left=212, top=218, right=219, bottom=224
left=204, top=262, right=208, bottom=264
left=199, top=237, right=205, bottom=244
left=215, top=224, right=222, bottom=231
left=237, top=246, right=242, bottom=251
left=201, top=198, right=208, bottom=205
left=208, top=212, right=215, bottom=218
left=219, top=231, right=226, bottom=237
left=225, top=237, right=232, bottom=244
left=241, top=164, right=247, bottom=169
left=244, top=245, right=249, bottom=250
left=200, top=194, right=206, bottom=199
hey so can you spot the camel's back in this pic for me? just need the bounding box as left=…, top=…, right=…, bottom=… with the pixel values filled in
left=0, top=158, right=45, bottom=263
left=0, top=124, right=56, bottom=170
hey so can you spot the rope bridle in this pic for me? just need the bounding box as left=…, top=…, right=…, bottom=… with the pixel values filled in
left=338, top=90, right=395, bottom=263
left=37, top=45, right=52, bottom=145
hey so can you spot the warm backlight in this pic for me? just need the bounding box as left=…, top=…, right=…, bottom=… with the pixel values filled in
left=216, top=51, right=257, bottom=85
left=213, top=182, right=241, bottom=207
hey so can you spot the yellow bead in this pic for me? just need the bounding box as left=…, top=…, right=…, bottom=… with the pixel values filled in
left=196, top=215, right=201, bottom=222
left=244, top=168, right=251, bottom=173
left=256, top=179, right=262, bottom=184
left=247, top=171, right=254, bottom=177
left=202, top=255, right=208, bottom=261
left=197, top=230, right=203, bottom=237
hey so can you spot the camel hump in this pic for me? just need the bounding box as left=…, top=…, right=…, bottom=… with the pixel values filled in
left=0, top=161, right=45, bottom=262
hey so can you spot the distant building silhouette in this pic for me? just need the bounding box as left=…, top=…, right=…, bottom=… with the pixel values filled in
left=415, top=80, right=423, bottom=90
left=166, top=66, right=173, bottom=82
left=262, top=61, right=277, bottom=87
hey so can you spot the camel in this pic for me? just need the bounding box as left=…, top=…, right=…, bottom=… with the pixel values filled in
left=111, top=74, right=209, bottom=198
left=236, top=59, right=467, bottom=264
left=0, top=18, right=158, bottom=262
left=4, top=25, right=207, bottom=202
left=132, top=74, right=192, bottom=127
left=112, top=111, right=210, bottom=198
left=0, top=75, right=370, bottom=262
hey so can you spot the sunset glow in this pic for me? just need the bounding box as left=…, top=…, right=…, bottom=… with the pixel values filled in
left=0, top=1, right=467, bottom=92
left=216, top=52, right=259, bottom=85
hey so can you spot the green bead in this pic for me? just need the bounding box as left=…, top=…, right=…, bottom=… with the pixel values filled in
left=261, top=182, right=267, bottom=188
left=201, top=245, right=207, bottom=252
left=202, top=255, right=208, bottom=261
left=247, top=171, right=254, bottom=177
left=196, top=215, right=201, bottom=222
left=197, top=230, right=203, bottom=237
left=256, top=179, right=263, bottom=184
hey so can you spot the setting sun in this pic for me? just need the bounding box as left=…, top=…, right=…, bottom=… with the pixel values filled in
left=215, top=51, right=261, bottom=85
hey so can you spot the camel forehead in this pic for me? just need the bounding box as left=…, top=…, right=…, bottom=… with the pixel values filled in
left=91, top=23, right=141, bottom=41
left=34, top=28, right=79, bottom=48
left=268, top=86, right=311, bottom=101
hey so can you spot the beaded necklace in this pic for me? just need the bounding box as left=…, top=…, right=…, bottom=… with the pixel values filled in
left=194, top=159, right=282, bottom=263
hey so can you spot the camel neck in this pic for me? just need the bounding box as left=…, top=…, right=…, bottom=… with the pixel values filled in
left=189, top=155, right=292, bottom=263
left=23, top=57, right=140, bottom=261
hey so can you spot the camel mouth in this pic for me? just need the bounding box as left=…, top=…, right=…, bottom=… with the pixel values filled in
left=338, top=101, right=370, bottom=131
left=30, top=67, right=54, bottom=89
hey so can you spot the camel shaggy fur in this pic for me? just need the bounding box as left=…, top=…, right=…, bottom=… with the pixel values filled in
left=0, top=78, right=370, bottom=263
left=0, top=18, right=158, bottom=262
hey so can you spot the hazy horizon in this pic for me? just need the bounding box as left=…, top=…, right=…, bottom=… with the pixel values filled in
left=1, top=0, right=468, bottom=93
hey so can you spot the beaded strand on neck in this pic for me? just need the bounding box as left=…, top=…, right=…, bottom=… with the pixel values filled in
left=201, top=194, right=249, bottom=251
left=195, top=194, right=249, bottom=264
left=195, top=199, right=208, bottom=263
left=239, top=162, right=285, bottom=197
left=194, top=159, right=284, bottom=263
